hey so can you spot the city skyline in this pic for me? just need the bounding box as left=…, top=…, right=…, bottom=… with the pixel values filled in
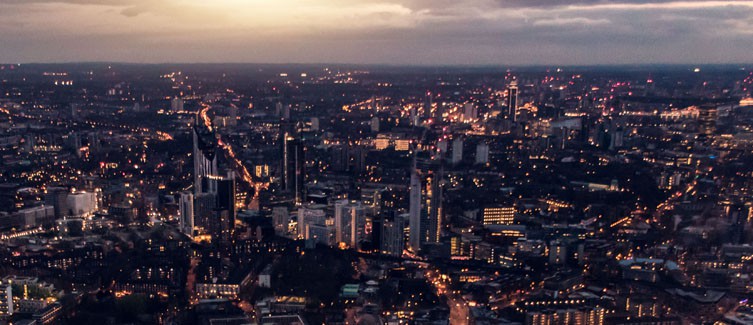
left=1, top=0, right=753, bottom=65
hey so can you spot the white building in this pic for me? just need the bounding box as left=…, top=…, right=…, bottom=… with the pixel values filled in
left=66, top=192, right=97, bottom=218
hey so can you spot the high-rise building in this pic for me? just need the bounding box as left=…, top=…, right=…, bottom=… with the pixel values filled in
left=193, top=114, right=219, bottom=194
left=408, top=169, right=422, bottom=252
left=423, top=92, right=433, bottom=121
left=179, top=192, right=195, bottom=237
left=381, top=213, right=406, bottom=256
left=371, top=116, right=380, bottom=132
left=193, top=192, right=216, bottom=239
left=281, top=132, right=305, bottom=204
left=409, top=158, right=443, bottom=253
left=475, top=143, right=490, bottom=165
left=482, top=206, right=515, bottom=225
left=44, top=187, right=69, bottom=218
left=452, top=138, right=463, bottom=165
left=170, top=97, right=184, bottom=112
left=272, top=206, right=290, bottom=235
left=698, top=104, right=717, bottom=140
left=297, top=205, right=326, bottom=239
left=335, top=200, right=366, bottom=249
left=214, top=177, right=237, bottom=246
left=463, top=103, right=477, bottom=121
left=507, top=80, right=519, bottom=121
left=410, top=105, right=419, bottom=126
left=0, top=281, right=13, bottom=319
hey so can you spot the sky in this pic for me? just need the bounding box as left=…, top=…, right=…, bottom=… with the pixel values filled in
left=0, top=0, right=752, bottom=65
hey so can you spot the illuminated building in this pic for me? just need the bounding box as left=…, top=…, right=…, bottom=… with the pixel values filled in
left=66, top=192, right=97, bottom=218
left=395, top=139, right=411, bottom=151
left=697, top=104, right=717, bottom=140
left=463, top=103, right=477, bottom=121
left=193, top=114, right=219, bottom=194
left=335, top=200, right=366, bottom=249
left=482, top=206, right=515, bottom=225
left=281, top=132, right=305, bottom=204
left=409, top=158, right=443, bottom=253
left=0, top=281, right=12, bottom=319
left=507, top=80, right=519, bottom=121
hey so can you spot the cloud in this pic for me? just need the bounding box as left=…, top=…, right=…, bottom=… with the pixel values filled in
left=532, top=17, right=611, bottom=26
left=0, top=0, right=751, bottom=64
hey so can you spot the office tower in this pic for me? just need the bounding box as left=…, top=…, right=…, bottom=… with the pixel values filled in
left=370, top=95, right=377, bottom=113
left=193, top=192, right=216, bottom=239
left=0, top=282, right=12, bottom=317
left=216, top=177, right=236, bottom=214
left=281, top=132, right=305, bottom=204
left=409, top=158, right=443, bottom=253
left=45, top=187, right=69, bottom=218
left=371, top=116, right=380, bottom=132
left=275, top=102, right=283, bottom=117
left=297, top=205, right=326, bottom=239
left=381, top=213, right=406, bottom=256
left=335, top=200, right=366, bottom=248
left=507, top=80, right=519, bottom=121
left=423, top=92, right=433, bottom=121
left=272, top=206, right=289, bottom=235
left=549, top=240, right=567, bottom=265
left=451, top=138, right=463, bottom=165
left=698, top=104, right=717, bottom=140
left=179, top=192, right=194, bottom=237
left=437, top=139, right=448, bottom=154
left=215, top=177, right=237, bottom=246
left=482, top=206, right=515, bottom=225
left=193, top=114, right=219, bottom=194
left=408, top=168, right=422, bottom=252
left=610, top=127, right=624, bottom=150
left=463, top=103, right=477, bottom=121
left=475, top=143, right=490, bottom=165
left=426, top=167, right=443, bottom=245
left=66, top=192, right=98, bottom=218
left=410, top=106, right=419, bottom=126
left=171, top=97, right=184, bottom=112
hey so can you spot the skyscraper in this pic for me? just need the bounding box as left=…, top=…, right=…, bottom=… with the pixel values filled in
left=335, top=200, right=366, bottom=249
left=697, top=104, right=717, bottom=140
left=507, top=80, right=519, bottom=121
left=408, top=168, right=422, bottom=252
left=193, top=114, right=219, bottom=194
left=475, top=143, right=490, bottom=165
left=463, top=103, right=477, bottom=121
left=281, top=132, right=305, bottom=204
left=179, top=192, right=194, bottom=237
left=408, top=157, right=443, bottom=253
left=452, top=137, right=463, bottom=165
left=423, top=92, right=433, bottom=122
left=381, top=213, right=406, bottom=256
left=171, top=97, right=184, bottom=113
